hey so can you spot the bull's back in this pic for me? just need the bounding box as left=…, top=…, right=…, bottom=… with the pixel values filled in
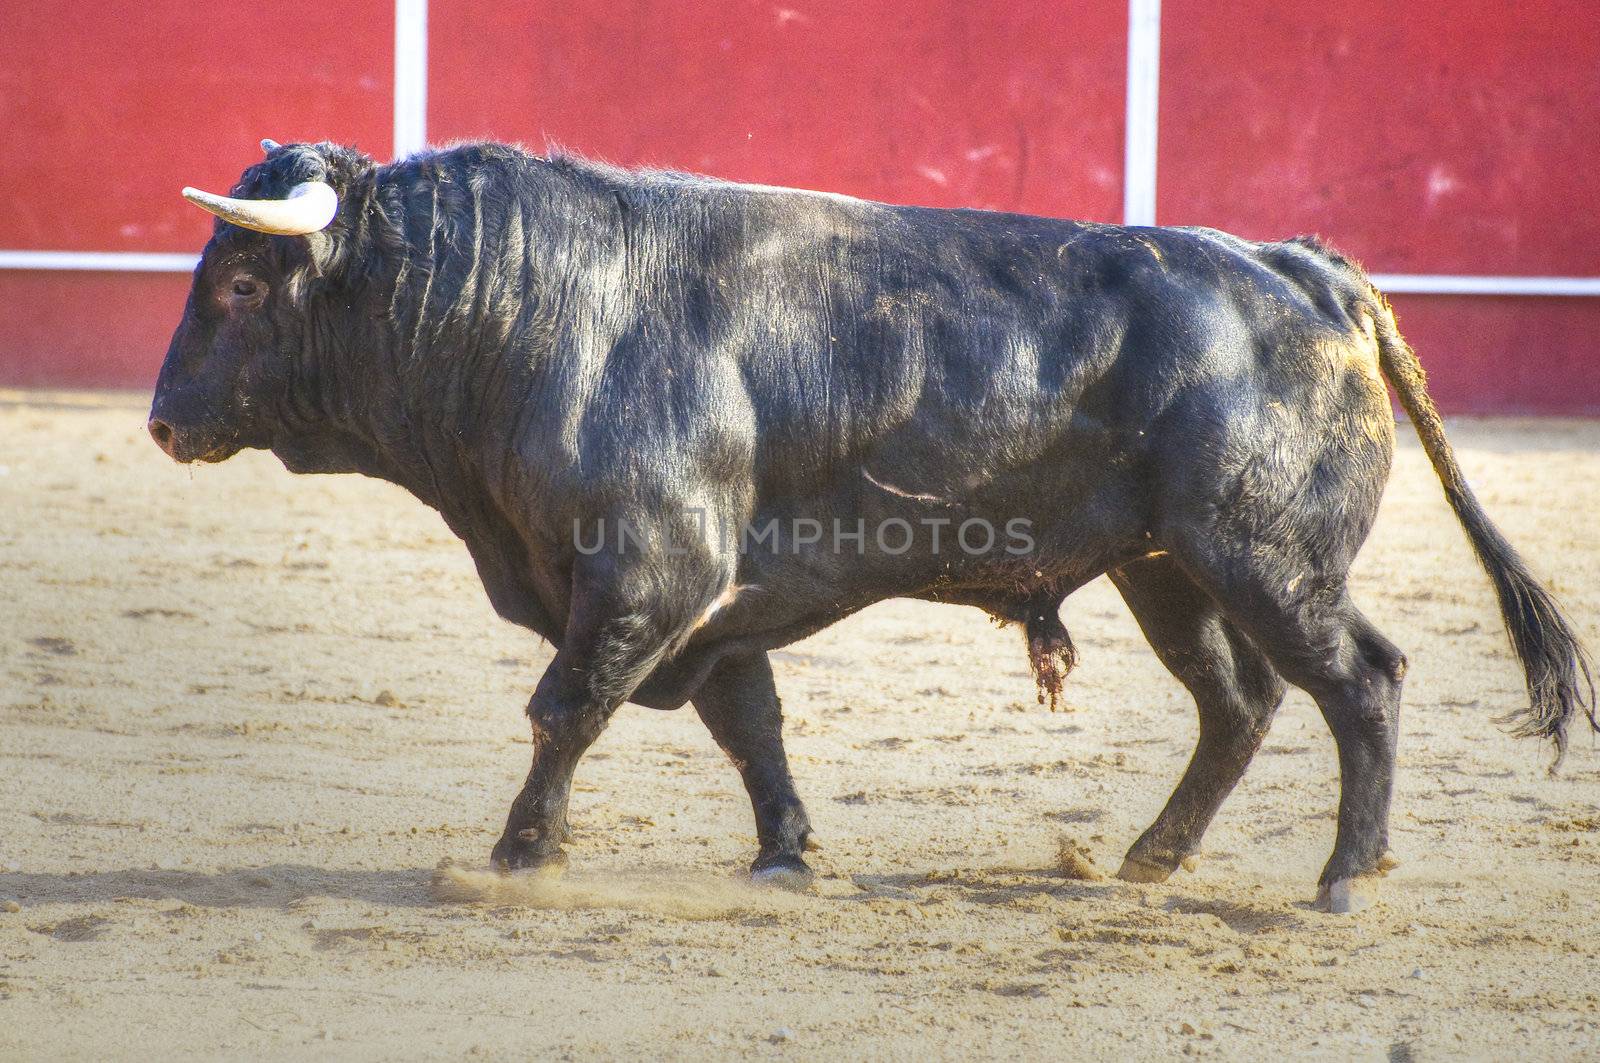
left=716, top=197, right=1151, bottom=503
left=603, top=176, right=1388, bottom=536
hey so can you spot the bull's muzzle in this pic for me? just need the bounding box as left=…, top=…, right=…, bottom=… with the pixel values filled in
left=146, top=413, right=238, bottom=464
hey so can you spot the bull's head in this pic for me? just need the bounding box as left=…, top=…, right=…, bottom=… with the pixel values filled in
left=148, top=140, right=371, bottom=468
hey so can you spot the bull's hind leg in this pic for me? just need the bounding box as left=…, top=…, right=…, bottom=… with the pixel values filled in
left=1177, top=555, right=1407, bottom=912
left=692, top=652, right=816, bottom=888
left=1109, top=554, right=1287, bottom=883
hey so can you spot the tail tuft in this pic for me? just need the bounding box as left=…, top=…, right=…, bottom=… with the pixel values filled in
left=1466, top=502, right=1597, bottom=764
left=1371, top=295, right=1597, bottom=767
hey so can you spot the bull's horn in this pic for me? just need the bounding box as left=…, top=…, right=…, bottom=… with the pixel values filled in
left=180, top=180, right=338, bottom=236
left=260, top=138, right=281, bottom=153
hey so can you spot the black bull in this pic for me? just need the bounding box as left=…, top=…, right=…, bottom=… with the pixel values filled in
left=149, top=141, right=1594, bottom=912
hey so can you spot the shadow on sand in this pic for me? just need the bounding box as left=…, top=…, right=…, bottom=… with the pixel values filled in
left=1, top=864, right=435, bottom=909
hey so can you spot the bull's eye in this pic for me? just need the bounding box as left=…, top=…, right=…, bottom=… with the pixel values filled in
left=232, top=278, right=261, bottom=298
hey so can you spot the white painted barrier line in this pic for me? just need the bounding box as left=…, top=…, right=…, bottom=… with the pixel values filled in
left=1369, top=274, right=1600, bottom=297
left=0, top=252, right=1596, bottom=298
left=0, top=250, right=1596, bottom=296
left=393, top=0, right=429, bottom=159
left=0, top=251, right=198, bottom=272
left=1123, top=0, right=1161, bottom=227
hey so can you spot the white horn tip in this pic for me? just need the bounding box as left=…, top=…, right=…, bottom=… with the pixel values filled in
left=180, top=186, right=226, bottom=210
left=178, top=180, right=337, bottom=235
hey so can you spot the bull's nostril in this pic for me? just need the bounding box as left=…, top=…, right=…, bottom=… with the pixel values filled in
left=148, top=418, right=174, bottom=451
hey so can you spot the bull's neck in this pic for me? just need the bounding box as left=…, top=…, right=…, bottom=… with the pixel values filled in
left=354, top=170, right=561, bottom=512
left=299, top=155, right=619, bottom=519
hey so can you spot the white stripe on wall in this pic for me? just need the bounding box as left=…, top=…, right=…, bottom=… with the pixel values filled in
left=1123, top=0, right=1161, bottom=227
left=1368, top=274, right=1600, bottom=297
left=393, top=0, right=429, bottom=158
left=0, top=250, right=198, bottom=272
left=3, top=249, right=1592, bottom=297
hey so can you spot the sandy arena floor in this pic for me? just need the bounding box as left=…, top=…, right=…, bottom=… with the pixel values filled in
left=1, top=392, right=1598, bottom=1060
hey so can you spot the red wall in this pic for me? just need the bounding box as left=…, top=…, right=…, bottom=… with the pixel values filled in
left=0, top=0, right=394, bottom=388
left=429, top=1, right=1126, bottom=218
left=1160, top=0, right=1600, bottom=412
left=2, top=0, right=1595, bottom=411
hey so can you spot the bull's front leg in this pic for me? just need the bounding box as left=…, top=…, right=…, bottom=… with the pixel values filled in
left=692, top=651, right=816, bottom=888
left=490, top=672, right=613, bottom=873
left=491, top=563, right=700, bottom=873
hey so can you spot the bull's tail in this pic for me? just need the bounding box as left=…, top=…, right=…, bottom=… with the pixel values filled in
left=1372, top=297, right=1596, bottom=766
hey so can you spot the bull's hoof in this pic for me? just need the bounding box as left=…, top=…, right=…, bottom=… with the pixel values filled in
left=1314, top=876, right=1377, bottom=914
left=1116, top=855, right=1177, bottom=884
left=490, top=834, right=569, bottom=877
left=1315, top=850, right=1397, bottom=913
left=749, top=855, right=815, bottom=892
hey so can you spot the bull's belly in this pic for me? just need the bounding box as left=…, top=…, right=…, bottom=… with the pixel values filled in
left=626, top=488, right=1144, bottom=710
